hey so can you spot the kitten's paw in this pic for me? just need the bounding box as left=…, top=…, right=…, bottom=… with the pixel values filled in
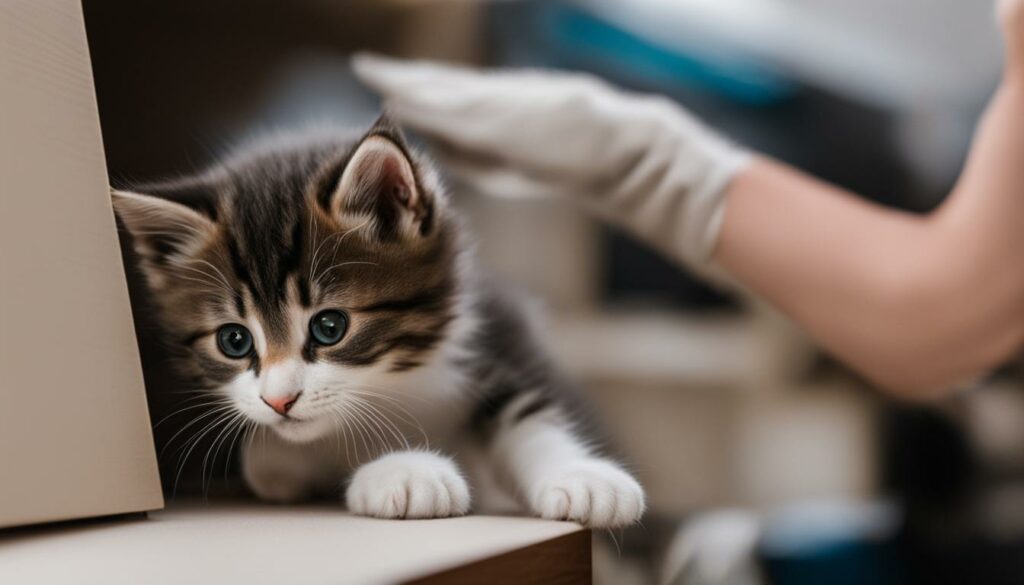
left=530, top=459, right=645, bottom=528
left=346, top=451, right=471, bottom=519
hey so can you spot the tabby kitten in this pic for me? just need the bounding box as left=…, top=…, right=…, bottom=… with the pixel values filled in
left=113, top=116, right=644, bottom=527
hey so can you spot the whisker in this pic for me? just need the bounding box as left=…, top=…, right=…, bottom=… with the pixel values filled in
left=345, top=402, right=377, bottom=461
left=173, top=410, right=237, bottom=498
left=334, top=402, right=374, bottom=464
left=319, top=260, right=378, bottom=282
left=323, top=219, right=374, bottom=283
left=334, top=408, right=355, bottom=468
left=349, top=395, right=409, bottom=451
left=342, top=387, right=430, bottom=447
left=202, top=412, right=246, bottom=497
left=308, top=225, right=341, bottom=284
left=159, top=404, right=235, bottom=460
left=174, top=409, right=235, bottom=463
left=153, top=398, right=229, bottom=430
left=347, top=397, right=395, bottom=453
left=306, top=207, right=321, bottom=283
left=340, top=408, right=360, bottom=467
left=345, top=389, right=428, bottom=425
left=176, top=262, right=232, bottom=290
left=167, top=388, right=217, bottom=396
left=329, top=407, right=354, bottom=469
left=310, top=217, right=375, bottom=284
left=223, top=419, right=253, bottom=484
left=337, top=217, right=372, bottom=246
left=170, top=273, right=232, bottom=295
left=344, top=384, right=432, bottom=404
left=193, top=259, right=235, bottom=291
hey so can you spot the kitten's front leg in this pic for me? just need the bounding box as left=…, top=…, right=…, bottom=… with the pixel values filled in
left=241, top=432, right=335, bottom=503
left=346, top=451, right=471, bottom=519
left=488, top=393, right=646, bottom=528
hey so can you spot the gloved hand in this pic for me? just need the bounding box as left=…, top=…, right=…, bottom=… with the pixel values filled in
left=352, top=54, right=751, bottom=282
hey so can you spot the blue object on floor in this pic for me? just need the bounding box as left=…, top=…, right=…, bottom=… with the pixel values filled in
left=764, top=539, right=902, bottom=585
left=761, top=500, right=905, bottom=585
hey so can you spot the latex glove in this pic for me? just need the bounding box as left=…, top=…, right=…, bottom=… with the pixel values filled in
left=352, top=54, right=751, bottom=282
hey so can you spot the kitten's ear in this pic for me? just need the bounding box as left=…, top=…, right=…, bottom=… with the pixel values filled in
left=330, top=115, right=436, bottom=240
left=112, top=189, right=218, bottom=280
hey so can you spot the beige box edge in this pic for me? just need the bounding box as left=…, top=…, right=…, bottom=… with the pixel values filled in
left=0, top=0, right=163, bottom=528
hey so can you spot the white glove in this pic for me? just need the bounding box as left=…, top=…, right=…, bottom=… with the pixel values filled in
left=352, top=54, right=751, bottom=281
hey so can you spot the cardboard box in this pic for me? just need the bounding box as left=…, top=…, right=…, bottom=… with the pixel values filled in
left=0, top=0, right=163, bottom=528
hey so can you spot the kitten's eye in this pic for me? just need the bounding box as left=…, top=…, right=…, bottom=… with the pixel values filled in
left=309, top=310, right=348, bottom=346
left=217, top=324, right=253, bottom=359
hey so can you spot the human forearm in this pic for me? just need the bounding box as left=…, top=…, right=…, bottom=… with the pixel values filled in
left=932, top=75, right=1024, bottom=380
left=353, top=44, right=1024, bottom=398
left=716, top=159, right=952, bottom=395
left=716, top=75, right=1024, bottom=397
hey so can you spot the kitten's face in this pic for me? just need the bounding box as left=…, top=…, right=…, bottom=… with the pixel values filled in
left=115, top=121, right=459, bottom=443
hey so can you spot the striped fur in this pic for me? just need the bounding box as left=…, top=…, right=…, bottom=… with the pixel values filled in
left=114, top=116, right=645, bottom=527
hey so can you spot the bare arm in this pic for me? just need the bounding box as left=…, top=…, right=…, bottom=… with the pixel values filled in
left=354, top=5, right=1024, bottom=399
left=717, top=58, right=1024, bottom=397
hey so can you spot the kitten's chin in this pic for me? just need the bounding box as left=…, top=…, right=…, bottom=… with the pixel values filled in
left=269, top=416, right=333, bottom=443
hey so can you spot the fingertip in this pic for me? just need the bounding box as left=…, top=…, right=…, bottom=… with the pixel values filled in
left=352, top=53, right=450, bottom=97
left=351, top=51, right=394, bottom=86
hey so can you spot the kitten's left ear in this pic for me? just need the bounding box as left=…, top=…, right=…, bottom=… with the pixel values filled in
left=329, top=115, right=436, bottom=240
left=112, top=189, right=218, bottom=286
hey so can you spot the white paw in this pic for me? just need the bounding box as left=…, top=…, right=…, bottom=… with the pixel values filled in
left=530, top=459, right=645, bottom=528
left=346, top=451, right=471, bottom=519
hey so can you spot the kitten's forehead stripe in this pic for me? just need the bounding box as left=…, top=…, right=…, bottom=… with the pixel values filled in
left=233, top=289, right=246, bottom=318
left=132, top=127, right=460, bottom=395
left=276, top=217, right=305, bottom=302
left=355, top=285, right=449, bottom=313
left=298, top=278, right=311, bottom=308
left=227, top=237, right=254, bottom=294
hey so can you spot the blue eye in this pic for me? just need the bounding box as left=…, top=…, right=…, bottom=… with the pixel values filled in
left=217, top=324, right=253, bottom=359
left=310, top=310, right=348, bottom=346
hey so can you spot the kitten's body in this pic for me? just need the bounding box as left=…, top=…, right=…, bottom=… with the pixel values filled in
left=115, top=118, right=644, bottom=527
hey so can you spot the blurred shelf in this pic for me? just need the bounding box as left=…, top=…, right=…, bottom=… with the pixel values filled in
left=547, top=310, right=811, bottom=388
left=578, top=0, right=1001, bottom=110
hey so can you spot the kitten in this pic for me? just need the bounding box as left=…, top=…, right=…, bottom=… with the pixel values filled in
left=113, top=115, right=645, bottom=527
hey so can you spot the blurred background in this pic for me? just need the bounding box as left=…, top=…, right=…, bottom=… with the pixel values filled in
left=83, top=1, right=1024, bottom=583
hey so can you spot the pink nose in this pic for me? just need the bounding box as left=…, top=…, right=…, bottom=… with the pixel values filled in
left=261, top=392, right=301, bottom=416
